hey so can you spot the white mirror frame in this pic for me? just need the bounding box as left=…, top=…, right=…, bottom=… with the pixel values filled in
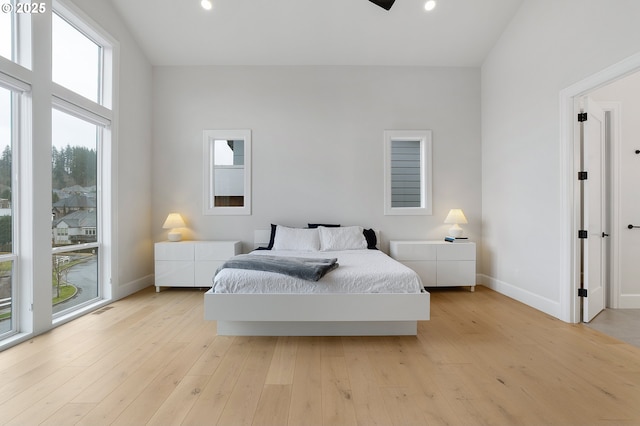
left=203, top=129, right=252, bottom=215
left=384, top=129, right=433, bottom=216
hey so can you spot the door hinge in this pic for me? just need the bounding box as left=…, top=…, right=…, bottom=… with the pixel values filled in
left=578, top=288, right=588, bottom=297
left=578, top=112, right=588, bottom=122
left=578, top=171, right=588, bottom=180
left=578, top=230, right=588, bottom=239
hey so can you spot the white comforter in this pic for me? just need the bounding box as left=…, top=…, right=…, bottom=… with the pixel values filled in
left=212, top=249, right=423, bottom=294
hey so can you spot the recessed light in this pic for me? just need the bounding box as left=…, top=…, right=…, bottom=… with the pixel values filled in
left=424, top=0, right=436, bottom=11
left=201, top=0, right=213, bottom=10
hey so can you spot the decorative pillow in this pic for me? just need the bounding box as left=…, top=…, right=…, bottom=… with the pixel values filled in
left=259, top=223, right=278, bottom=250
left=318, top=225, right=367, bottom=251
left=308, top=223, right=341, bottom=229
left=363, top=228, right=378, bottom=250
left=272, top=225, right=320, bottom=251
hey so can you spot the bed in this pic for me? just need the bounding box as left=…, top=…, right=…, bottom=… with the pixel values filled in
left=204, top=225, right=430, bottom=336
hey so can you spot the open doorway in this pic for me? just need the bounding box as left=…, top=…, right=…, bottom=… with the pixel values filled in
left=583, top=73, right=640, bottom=344
left=560, top=52, right=640, bottom=325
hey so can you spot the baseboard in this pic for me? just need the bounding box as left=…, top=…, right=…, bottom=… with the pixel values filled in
left=618, top=294, right=640, bottom=309
left=478, top=274, right=562, bottom=320
left=113, top=274, right=154, bottom=300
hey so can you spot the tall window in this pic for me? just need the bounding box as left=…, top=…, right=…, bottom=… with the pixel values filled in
left=0, top=0, right=30, bottom=343
left=51, top=109, right=100, bottom=315
left=50, top=6, right=112, bottom=319
left=0, top=86, right=18, bottom=339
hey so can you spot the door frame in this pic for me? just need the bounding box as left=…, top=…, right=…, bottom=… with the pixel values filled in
left=560, top=52, right=640, bottom=323
left=597, top=101, right=621, bottom=310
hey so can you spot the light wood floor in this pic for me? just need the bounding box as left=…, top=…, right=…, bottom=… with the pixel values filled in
left=1, top=286, right=639, bottom=426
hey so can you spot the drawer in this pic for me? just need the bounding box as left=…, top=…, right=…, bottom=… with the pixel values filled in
left=195, top=241, right=241, bottom=261
left=402, top=260, right=437, bottom=286
left=195, top=260, right=225, bottom=286
left=155, top=243, right=194, bottom=261
left=155, top=261, right=194, bottom=286
left=437, top=243, right=475, bottom=261
left=436, top=260, right=476, bottom=286
left=390, top=242, right=437, bottom=261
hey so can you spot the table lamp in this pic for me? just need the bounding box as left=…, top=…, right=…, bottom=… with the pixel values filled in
left=163, top=213, right=186, bottom=242
left=444, top=209, right=468, bottom=238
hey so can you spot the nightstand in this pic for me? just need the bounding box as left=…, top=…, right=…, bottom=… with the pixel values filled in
left=154, top=241, right=241, bottom=291
left=390, top=240, right=476, bottom=291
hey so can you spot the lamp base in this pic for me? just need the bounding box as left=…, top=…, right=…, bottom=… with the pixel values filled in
left=448, top=224, right=464, bottom=238
left=167, top=231, right=182, bottom=242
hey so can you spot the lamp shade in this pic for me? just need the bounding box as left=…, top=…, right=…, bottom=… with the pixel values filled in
left=162, top=213, right=186, bottom=229
left=163, top=213, right=186, bottom=241
left=444, top=209, right=468, bottom=238
left=444, top=209, right=468, bottom=225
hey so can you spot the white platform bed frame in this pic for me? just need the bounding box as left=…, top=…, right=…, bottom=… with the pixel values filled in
left=204, top=230, right=430, bottom=336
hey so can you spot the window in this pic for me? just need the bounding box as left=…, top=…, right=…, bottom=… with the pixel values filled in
left=51, top=108, right=100, bottom=315
left=0, top=0, right=116, bottom=346
left=390, top=140, right=422, bottom=208
left=0, top=85, right=18, bottom=339
left=50, top=2, right=113, bottom=320
left=0, top=0, right=30, bottom=344
left=52, top=12, right=101, bottom=103
left=384, top=130, right=433, bottom=215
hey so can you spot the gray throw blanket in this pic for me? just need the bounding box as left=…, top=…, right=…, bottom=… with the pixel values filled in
left=216, top=254, right=339, bottom=281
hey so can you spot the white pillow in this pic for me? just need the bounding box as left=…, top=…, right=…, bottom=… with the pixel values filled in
left=273, top=225, right=320, bottom=251
left=318, top=226, right=367, bottom=251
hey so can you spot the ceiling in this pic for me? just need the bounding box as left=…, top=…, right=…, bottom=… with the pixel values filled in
left=108, top=0, right=523, bottom=67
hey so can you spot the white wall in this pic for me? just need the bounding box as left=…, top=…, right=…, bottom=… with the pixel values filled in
left=152, top=66, right=481, bottom=253
left=591, top=73, right=640, bottom=308
left=481, top=0, right=640, bottom=319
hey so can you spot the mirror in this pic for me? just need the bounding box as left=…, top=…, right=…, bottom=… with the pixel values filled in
left=384, top=130, right=432, bottom=215
left=203, top=130, right=251, bottom=215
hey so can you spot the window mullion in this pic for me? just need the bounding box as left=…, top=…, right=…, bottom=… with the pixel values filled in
left=0, top=58, right=31, bottom=92
left=52, top=84, right=111, bottom=126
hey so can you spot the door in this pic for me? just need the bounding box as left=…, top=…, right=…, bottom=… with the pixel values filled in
left=581, top=97, right=607, bottom=322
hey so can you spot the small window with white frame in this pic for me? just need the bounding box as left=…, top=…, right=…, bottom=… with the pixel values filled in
left=384, top=130, right=433, bottom=216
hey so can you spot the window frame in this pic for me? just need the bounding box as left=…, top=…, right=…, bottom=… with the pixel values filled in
left=50, top=105, right=103, bottom=318
left=0, top=77, right=27, bottom=340
left=50, top=0, right=116, bottom=322
left=383, top=130, right=433, bottom=216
